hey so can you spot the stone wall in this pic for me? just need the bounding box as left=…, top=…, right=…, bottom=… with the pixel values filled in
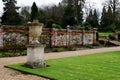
left=0, top=26, right=28, bottom=50
left=39, top=28, right=96, bottom=47
left=0, top=25, right=97, bottom=49
left=0, top=28, right=3, bottom=48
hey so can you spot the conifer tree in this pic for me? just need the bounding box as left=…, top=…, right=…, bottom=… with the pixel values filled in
left=86, top=9, right=93, bottom=26
left=100, top=6, right=107, bottom=27
left=1, top=0, right=22, bottom=25
left=30, top=2, right=39, bottom=21
left=62, top=0, right=76, bottom=27
left=62, top=0, right=85, bottom=27
left=107, top=6, right=113, bottom=25
left=86, top=9, right=99, bottom=28
left=92, top=9, right=99, bottom=27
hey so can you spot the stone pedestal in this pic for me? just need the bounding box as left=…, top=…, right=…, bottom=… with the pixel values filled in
left=25, top=44, right=46, bottom=68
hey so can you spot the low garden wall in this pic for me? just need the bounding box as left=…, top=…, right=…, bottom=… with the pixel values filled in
left=0, top=25, right=97, bottom=50
left=40, top=28, right=96, bottom=47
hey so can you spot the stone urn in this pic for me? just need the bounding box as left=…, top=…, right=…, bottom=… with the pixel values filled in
left=25, top=20, right=46, bottom=68
left=28, top=20, right=44, bottom=44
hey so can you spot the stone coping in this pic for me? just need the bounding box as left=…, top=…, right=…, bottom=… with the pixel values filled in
left=27, top=23, right=44, bottom=26
left=26, top=44, right=46, bottom=48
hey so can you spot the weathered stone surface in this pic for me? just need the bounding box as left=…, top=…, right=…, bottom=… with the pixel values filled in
left=0, top=29, right=3, bottom=47
left=0, top=26, right=97, bottom=48
left=26, top=44, right=46, bottom=68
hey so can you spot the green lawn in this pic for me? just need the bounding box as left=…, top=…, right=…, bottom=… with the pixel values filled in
left=6, top=51, right=120, bottom=80
left=99, top=32, right=113, bottom=36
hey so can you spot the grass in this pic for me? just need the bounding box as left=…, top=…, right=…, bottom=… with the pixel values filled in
left=99, top=32, right=113, bottom=36
left=6, top=51, right=120, bottom=80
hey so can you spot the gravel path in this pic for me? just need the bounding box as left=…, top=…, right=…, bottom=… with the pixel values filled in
left=0, top=46, right=120, bottom=80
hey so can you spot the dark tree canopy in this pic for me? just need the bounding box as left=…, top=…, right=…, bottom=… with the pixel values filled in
left=30, top=2, right=39, bottom=21
left=61, top=0, right=85, bottom=27
left=62, top=3, right=76, bottom=27
left=107, top=6, right=113, bottom=25
left=1, top=0, right=22, bottom=25
left=86, top=9, right=99, bottom=28
left=107, top=0, right=119, bottom=23
left=100, top=5, right=115, bottom=31
left=101, top=0, right=120, bottom=31
left=86, top=9, right=93, bottom=26
left=93, top=9, right=99, bottom=27
left=74, top=0, right=85, bottom=24
left=100, top=6, right=107, bottom=27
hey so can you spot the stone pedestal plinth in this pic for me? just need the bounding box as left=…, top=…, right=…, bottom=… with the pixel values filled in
left=25, top=44, right=46, bottom=68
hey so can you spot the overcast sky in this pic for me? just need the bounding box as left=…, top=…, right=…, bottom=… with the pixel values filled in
left=0, top=0, right=104, bottom=17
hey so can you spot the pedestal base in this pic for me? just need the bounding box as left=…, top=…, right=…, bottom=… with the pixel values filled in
left=25, top=60, right=46, bottom=69
left=25, top=44, right=46, bottom=68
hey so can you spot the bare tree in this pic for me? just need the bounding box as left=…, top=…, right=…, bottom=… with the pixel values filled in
left=103, top=0, right=120, bottom=23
